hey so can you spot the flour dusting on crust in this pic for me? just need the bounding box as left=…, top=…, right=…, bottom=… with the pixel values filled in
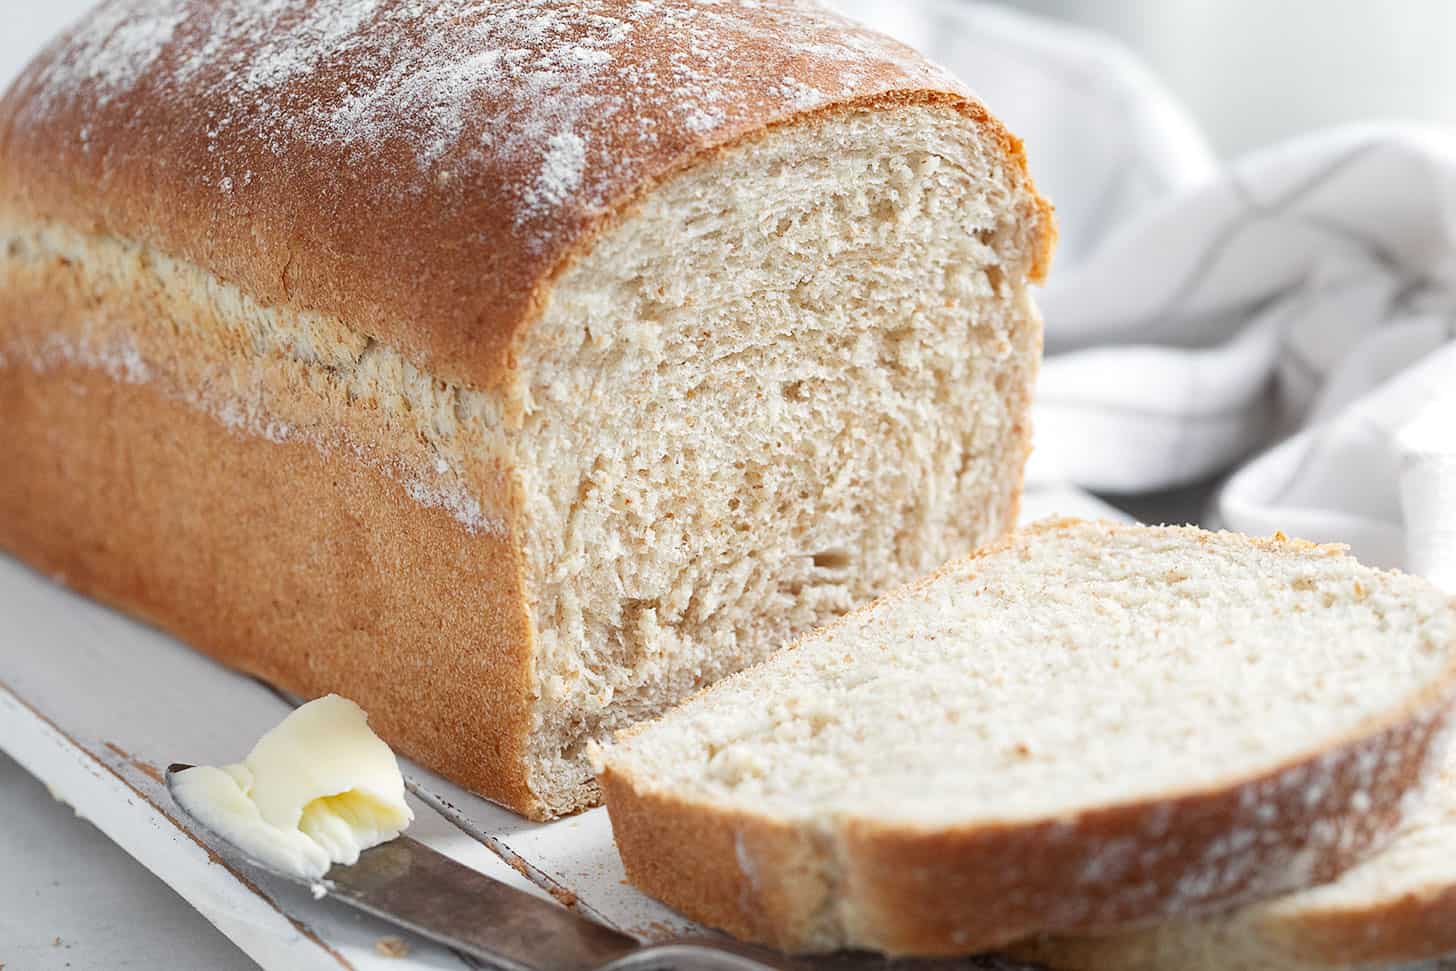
left=41, top=0, right=186, bottom=108
left=8, top=328, right=504, bottom=536
left=4, top=0, right=988, bottom=386
left=23, top=330, right=153, bottom=385
left=17, top=0, right=967, bottom=234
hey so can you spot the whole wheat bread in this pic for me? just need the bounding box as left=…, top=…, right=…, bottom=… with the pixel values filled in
left=594, top=519, right=1456, bottom=956
left=0, top=0, right=1052, bottom=818
left=1018, top=748, right=1456, bottom=971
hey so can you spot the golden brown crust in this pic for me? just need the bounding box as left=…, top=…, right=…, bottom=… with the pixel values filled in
left=1282, top=881, right=1456, bottom=967
left=0, top=354, right=543, bottom=817
left=597, top=521, right=1456, bottom=955
left=842, top=706, right=1450, bottom=956
left=1014, top=876, right=1456, bottom=971
left=0, top=0, right=1053, bottom=390
left=1019, top=800, right=1456, bottom=971
left=0, top=217, right=518, bottom=517
left=599, top=765, right=836, bottom=950
left=604, top=703, right=1454, bottom=956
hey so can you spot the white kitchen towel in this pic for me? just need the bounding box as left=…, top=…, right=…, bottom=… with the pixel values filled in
left=835, top=0, right=1456, bottom=587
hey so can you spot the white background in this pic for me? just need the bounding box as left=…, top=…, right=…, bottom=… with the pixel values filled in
left=999, top=0, right=1456, bottom=157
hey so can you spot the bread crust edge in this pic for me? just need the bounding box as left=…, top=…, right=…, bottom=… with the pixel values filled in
left=0, top=359, right=546, bottom=818
left=598, top=522, right=1456, bottom=955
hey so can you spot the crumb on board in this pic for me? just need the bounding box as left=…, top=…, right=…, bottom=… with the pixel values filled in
left=495, top=845, right=581, bottom=909
left=503, top=851, right=534, bottom=882
left=375, top=936, right=410, bottom=959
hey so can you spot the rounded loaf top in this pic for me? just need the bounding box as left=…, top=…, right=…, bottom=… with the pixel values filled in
left=0, top=0, right=1035, bottom=388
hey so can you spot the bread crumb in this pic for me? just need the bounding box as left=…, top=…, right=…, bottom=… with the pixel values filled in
left=374, top=936, right=410, bottom=958
left=502, top=851, right=535, bottom=882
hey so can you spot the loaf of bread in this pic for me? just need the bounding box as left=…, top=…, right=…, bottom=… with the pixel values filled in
left=1018, top=755, right=1456, bottom=971
left=0, top=1, right=1052, bottom=818
left=594, top=520, right=1456, bottom=955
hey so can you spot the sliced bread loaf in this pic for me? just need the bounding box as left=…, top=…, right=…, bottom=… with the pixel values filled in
left=1017, top=752, right=1456, bottom=971
left=0, top=0, right=1051, bottom=820
left=593, top=519, right=1456, bottom=956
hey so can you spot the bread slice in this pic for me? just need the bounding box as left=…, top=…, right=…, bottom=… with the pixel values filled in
left=593, top=519, right=1456, bottom=956
left=1017, top=753, right=1456, bottom=971
left=0, top=0, right=1051, bottom=818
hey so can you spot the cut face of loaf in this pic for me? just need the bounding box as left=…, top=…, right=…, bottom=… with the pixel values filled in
left=594, top=520, right=1456, bottom=956
left=1019, top=754, right=1456, bottom=971
left=0, top=1, right=1051, bottom=819
left=517, top=106, right=1044, bottom=813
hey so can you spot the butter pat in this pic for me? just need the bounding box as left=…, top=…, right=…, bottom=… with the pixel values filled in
left=172, top=695, right=413, bottom=879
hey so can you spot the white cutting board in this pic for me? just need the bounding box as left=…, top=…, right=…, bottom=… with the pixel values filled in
left=0, top=485, right=1125, bottom=970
